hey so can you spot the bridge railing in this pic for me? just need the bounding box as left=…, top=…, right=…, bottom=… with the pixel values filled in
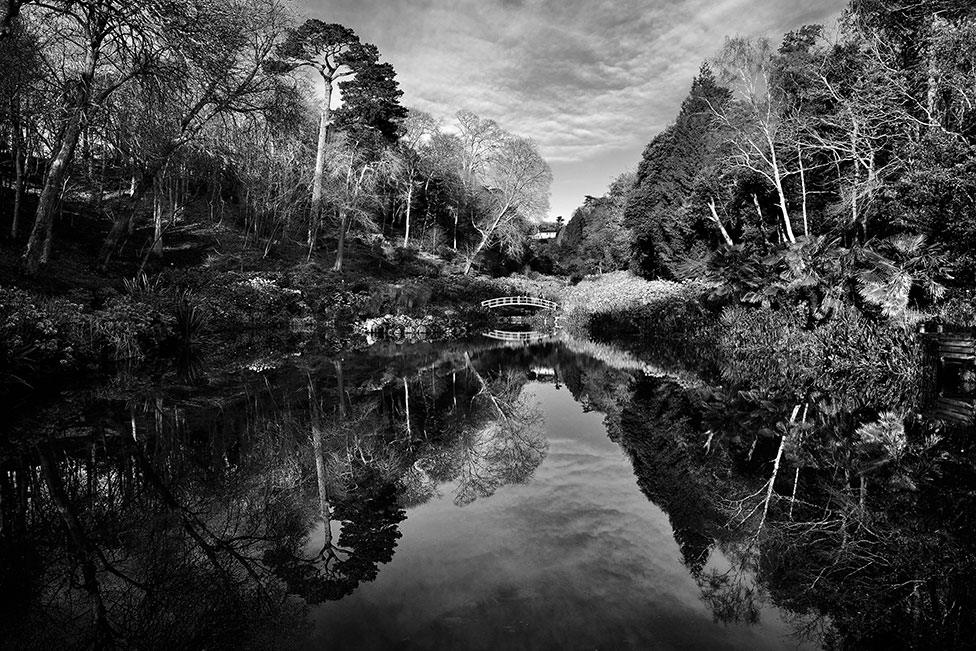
left=480, top=295, right=561, bottom=310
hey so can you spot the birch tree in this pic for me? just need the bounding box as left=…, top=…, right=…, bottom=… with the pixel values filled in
left=455, top=110, right=504, bottom=231
left=714, top=37, right=801, bottom=244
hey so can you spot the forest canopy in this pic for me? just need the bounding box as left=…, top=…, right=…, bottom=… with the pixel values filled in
left=554, top=1, right=976, bottom=324
left=0, top=0, right=552, bottom=278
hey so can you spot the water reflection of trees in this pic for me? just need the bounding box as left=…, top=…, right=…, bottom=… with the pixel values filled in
left=6, top=335, right=975, bottom=647
left=577, top=334, right=976, bottom=649
left=0, top=342, right=548, bottom=646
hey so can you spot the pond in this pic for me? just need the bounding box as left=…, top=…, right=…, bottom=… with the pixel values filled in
left=1, top=333, right=973, bottom=649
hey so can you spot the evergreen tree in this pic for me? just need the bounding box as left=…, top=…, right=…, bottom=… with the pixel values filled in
left=625, top=64, right=731, bottom=278
left=333, top=56, right=407, bottom=148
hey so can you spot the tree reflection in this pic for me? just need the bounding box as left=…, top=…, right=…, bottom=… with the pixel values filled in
left=453, top=359, right=547, bottom=506
left=15, top=333, right=970, bottom=649
left=264, top=363, right=407, bottom=604
left=697, top=542, right=762, bottom=625
left=264, top=481, right=405, bottom=603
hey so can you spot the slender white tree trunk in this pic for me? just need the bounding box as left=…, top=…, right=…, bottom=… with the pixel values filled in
left=403, top=377, right=411, bottom=438
left=403, top=182, right=413, bottom=248
left=463, top=204, right=510, bottom=275
left=309, top=79, right=333, bottom=250
left=152, top=186, right=163, bottom=256
left=766, top=131, right=795, bottom=243
left=707, top=198, right=734, bottom=246
left=332, top=209, right=348, bottom=272
left=798, top=142, right=808, bottom=237
left=308, top=377, right=332, bottom=546
left=11, top=126, right=23, bottom=239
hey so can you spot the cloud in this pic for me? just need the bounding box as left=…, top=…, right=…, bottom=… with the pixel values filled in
left=299, top=0, right=849, bottom=218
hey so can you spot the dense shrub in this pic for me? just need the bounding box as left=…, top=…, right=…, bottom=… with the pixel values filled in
left=157, top=269, right=306, bottom=331
left=0, top=287, right=168, bottom=383
left=718, top=304, right=922, bottom=408
left=718, top=304, right=823, bottom=394
left=368, top=283, right=433, bottom=316
left=934, top=288, right=976, bottom=329
left=360, top=307, right=487, bottom=342
left=816, top=307, right=922, bottom=408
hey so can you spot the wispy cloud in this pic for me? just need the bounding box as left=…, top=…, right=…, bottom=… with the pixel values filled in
left=301, top=0, right=848, bottom=217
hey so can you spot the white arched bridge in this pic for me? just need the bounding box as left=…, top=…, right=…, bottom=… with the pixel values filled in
left=480, top=296, right=561, bottom=311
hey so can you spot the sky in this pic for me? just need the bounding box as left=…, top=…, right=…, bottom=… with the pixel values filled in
left=299, top=0, right=849, bottom=221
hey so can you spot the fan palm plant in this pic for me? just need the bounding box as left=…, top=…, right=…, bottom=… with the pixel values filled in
left=856, top=234, right=947, bottom=321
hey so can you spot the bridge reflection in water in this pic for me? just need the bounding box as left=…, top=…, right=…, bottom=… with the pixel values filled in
left=483, top=330, right=552, bottom=343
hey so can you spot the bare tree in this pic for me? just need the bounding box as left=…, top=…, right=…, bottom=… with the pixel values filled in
left=98, top=0, right=288, bottom=268
left=20, top=0, right=171, bottom=272
left=394, top=109, right=438, bottom=247
left=800, top=37, right=941, bottom=243
left=323, top=137, right=391, bottom=272
left=714, top=37, right=801, bottom=244
left=0, top=21, right=42, bottom=239
left=463, top=134, right=552, bottom=274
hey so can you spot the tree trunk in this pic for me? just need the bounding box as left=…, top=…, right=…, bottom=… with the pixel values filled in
left=758, top=433, right=784, bottom=534
left=463, top=204, right=510, bottom=275
left=707, top=198, right=734, bottom=246
left=766, top=132, right=796, bottom=244
left=752, top=194, right=771, bottom=246
left=403, top=377, right=411, bottom=438
left=798, top=142, right=809, bottom=238
left=98, top=157, right=170, bottom=269
left=926, top=17, right=941, bottom=127
left=38, top=446, right=113, bottom=646
left=463, top=232, right=488, bottom=275
left=452, top=206, right=458, bottom=250
left=308, top=375, right=332, bottom=546
left=11, top=123, right=23, bottom=239
left=332, top=208, right=348, bottom=272
left=403, top=182, right=413, bottom=248
left=309, top=79, right=333, bottom=249
left=789, top=466, right=800, bottom=519
left=851, top=117, right=860, bottom=242
left=23, top=47, right=100, bottom=273
left=335, top=359, right=347, bottom=420
left=152, top=186, right=163, bottom=256
left=23, top=112, right=84, bottom=272
left=41, top=186, right=57, bottom=264
left=757, top=404, right=800, bottom=534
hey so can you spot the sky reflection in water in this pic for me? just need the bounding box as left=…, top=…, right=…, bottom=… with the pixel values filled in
left=309, top=377, right=811, bottom=650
